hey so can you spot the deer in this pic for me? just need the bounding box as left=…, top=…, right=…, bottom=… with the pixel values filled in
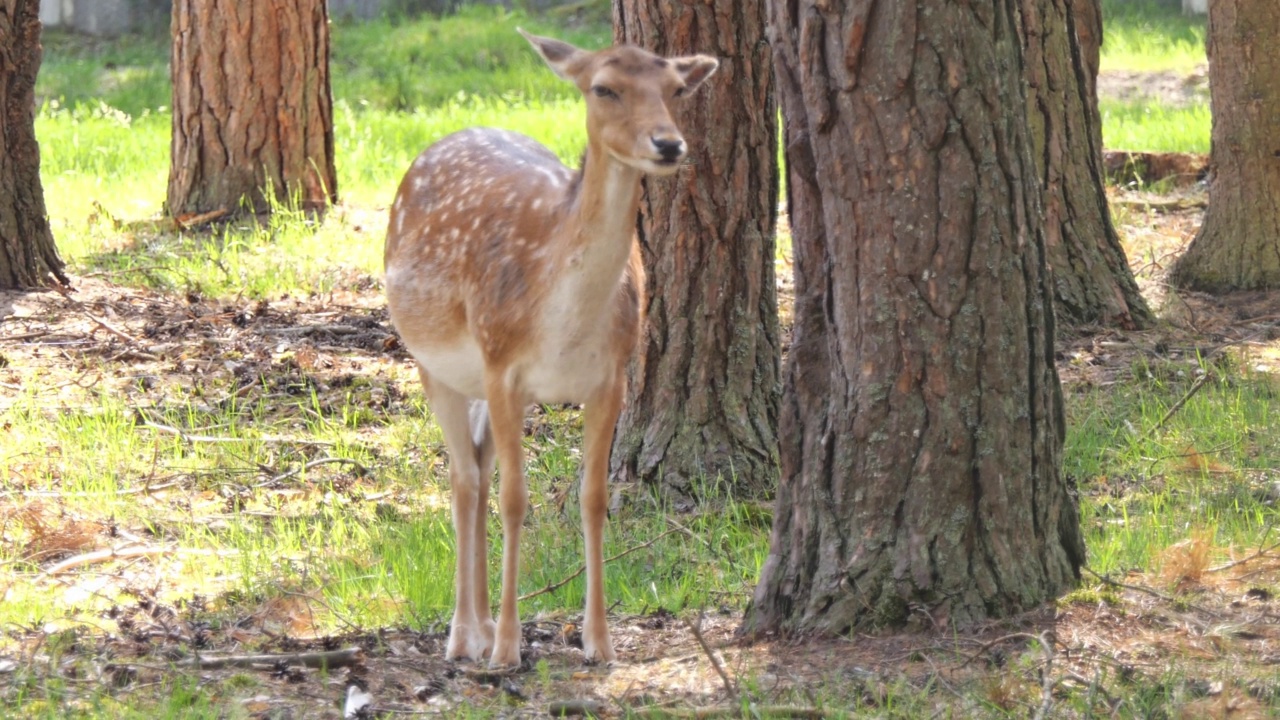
left=383, top=30, right=718, bottom=669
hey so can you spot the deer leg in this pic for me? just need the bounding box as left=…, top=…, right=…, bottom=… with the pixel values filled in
left=470, top=402, right=497, bottom=647
left=420, top=367, right=493, bottom=662
left=580, top=375, right=623, bottom=663
left=485, top=375, right=528, bottom=670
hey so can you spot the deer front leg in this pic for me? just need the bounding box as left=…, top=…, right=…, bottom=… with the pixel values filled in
left=420, top=369, right=494, bottom=662
left=485, top=375, right=529, bottom=670
left=580, top=375, right=624, bottom=663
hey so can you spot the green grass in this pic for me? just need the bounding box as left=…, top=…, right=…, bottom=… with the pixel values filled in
left=1066, top=354, right=1280, bottom=575
left=1100, top=0, right=1207, bottom=72
left=1100, top=99, right=1210, bottom=154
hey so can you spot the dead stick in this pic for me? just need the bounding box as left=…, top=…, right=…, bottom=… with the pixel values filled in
left=1082, top=566, right=1222, bottom=618
left=627, top=706, right=826, bottom=719
left=182, top=646, right=363, bottom=670
left=954, top=633, right=1042, bottom=670
left=262, top=457, right=370, bottom=486
left=1031, top=631, right=1055, bottom=720
left=141, top=421, right=335, bottom=447
left=519, top=529, right=679, bottom=601
left=1207, top=530, right=1279, bottom=574
left=1141, top=372, right=1211, bottom=439
left=547, top=700, right=605, bottom=717
left=44, top=546, right=238, bottom=576
left=685, top=612, right=736, bottom=701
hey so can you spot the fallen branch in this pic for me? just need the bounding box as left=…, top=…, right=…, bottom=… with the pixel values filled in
left=262, top=457, right=370, bottom=486
left=183, top=646, right=363, bottom=670
left=547, top=700, right=605, bottom=717
left=626, top=706, right=826, bottom=719
left=1031, top=632, right=1055, bottom=720
left=259, top=324, right=365, bottom=337
left=43, top=545, right=239, bottom=576
left=1141, top=371, right=1211, bottom=440
left=519, top=529, right=679, bottom=601
left=1082, top=566, right=1222, bottom=618
left=1207, top=530, right=1279, bottom=574
left=141, top=421, right=335, bottom=447
left=0, top=331, right=50, bottom=343
left=954, top=633, right=1043, bottom=670
left=686, top=612, right=736, bottom=701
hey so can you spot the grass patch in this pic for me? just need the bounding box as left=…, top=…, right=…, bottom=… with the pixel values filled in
left=1100, top=99, right=1210, bottom=154
left=1099, top=0, right=1207, bottom=73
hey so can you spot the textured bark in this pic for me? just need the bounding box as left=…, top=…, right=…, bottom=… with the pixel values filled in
left=610, top=0, right=780, bottom=504
left=1021, top=0, right=1152, bottom=328
left=1171, top=0, right=1280, bottom=291
left=744, top=0, right=1084, bottom=635
left=168, top=0, right=337, bottom=216
left=0, top=0, right=66, bottom=289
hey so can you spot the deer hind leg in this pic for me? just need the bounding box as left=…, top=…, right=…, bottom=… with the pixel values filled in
left=579, top=375, right=623, bottom=663
left=419, top=366, right=495, bottom=662
left=485, top=372, right=529, bottom=670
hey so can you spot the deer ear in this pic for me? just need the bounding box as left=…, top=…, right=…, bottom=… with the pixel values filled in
left=518, top=28, right=586, bottom=81
left=671, top=55, right=719, bottom=95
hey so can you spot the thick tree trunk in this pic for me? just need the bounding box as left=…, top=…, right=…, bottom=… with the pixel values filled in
left=610, top=1, right=780, bottom=505
left=1170, top=0, right=1280, bottom=291
left=744, top=0, right=1084, bottom=636
left=168, top=0, right=337, bottom=216
left=1022, top=0, right=1152, bottom=328
left=0, top=0, right=66, bottom=289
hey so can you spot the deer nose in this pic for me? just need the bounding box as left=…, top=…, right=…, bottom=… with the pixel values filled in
left=651, top=137, right=685, bottom=163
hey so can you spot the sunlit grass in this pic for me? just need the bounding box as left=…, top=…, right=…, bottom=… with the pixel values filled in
left=1100, top=99, right=1210, bottom=154
left=1099, top=0, right=1207, bottom=73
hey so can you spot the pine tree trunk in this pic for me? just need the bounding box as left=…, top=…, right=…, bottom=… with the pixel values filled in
left=0, top=0, right=66, bottom=289
left=610, top=0, right=780, bottom=505
left=1022, top=0, right=1152, bottom=328
left=1170, top=0, right=1280, bottom=291
left=168, top=0, right=337, bottom=217
left=744, top=0, right=1084, bottom=635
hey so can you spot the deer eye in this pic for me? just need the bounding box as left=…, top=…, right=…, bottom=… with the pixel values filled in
left=673, top=86, right=687, bottom=97
left=591, top=85, right=618, bottom=99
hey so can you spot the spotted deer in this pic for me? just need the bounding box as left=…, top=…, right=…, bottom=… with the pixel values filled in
left=383, top=30, right=718, bottom=668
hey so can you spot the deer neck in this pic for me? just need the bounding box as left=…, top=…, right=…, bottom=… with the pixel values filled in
left=551, top=142, right=643, bottom=310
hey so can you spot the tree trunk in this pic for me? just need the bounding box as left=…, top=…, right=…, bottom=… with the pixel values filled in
left=610, top=0, right=780, bottom=505
left=0, top=0, right=66, bottom=289
left=1170, top=0, right=1280, bottom=292
left=1022, top=0, right=1152, bottom=329
left=168, top=0, right=337, bottom=216
left=744, top=0, right=1084, bottom=636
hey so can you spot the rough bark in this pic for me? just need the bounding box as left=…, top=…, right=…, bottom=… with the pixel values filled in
left=1170, top=0, right=1280, bottom=291
left=744, top=0, right=1084, bottom=636
left=610, top=0, right=780, bottom=505
left=168, top=0, right=337, bottom=216
left=1021, top=0, right=1152, bottom=328
left=0, top=0, right=66, bottom=289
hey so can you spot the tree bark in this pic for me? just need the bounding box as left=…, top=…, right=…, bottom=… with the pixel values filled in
left=610, top=1, right=780, bottom=505
left=1022, top=0, right=1152, bottom=328
left=168, top=0, right=337, bottom=217
left=744, top=0, right=1084, bottom=636
left=1170, top=0, right=1280, bottom=292
left=0, top=0, right=66, bottom=289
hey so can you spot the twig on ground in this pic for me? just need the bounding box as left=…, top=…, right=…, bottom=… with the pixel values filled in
left=141, top=421, right=336, bottom=447
left=43, top=546, right=239, bottom=576
left=1140, top=371, right=1211, bottom=440
left=1031, top=631, right=1055, bottom=720
left=685, top=611, right=736, bottom=702
left=1082, top=566, right=1222, bottom=618
left=626, top=706, right=826, bottom=719
left=259, top=324, right=365, bottom=337
left=0, top=331, right=50, bottom=343
left=519, top=528, right=679, bottom=601
left=1207, top=528, right=1279, bottom=574
left=547, top=700, right=605, bottom=717
left=181, top=646, right=364, bottom=670
left=260, top=457, right=370, bottom=486
left=954, top=632, right=1042, bottom=670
